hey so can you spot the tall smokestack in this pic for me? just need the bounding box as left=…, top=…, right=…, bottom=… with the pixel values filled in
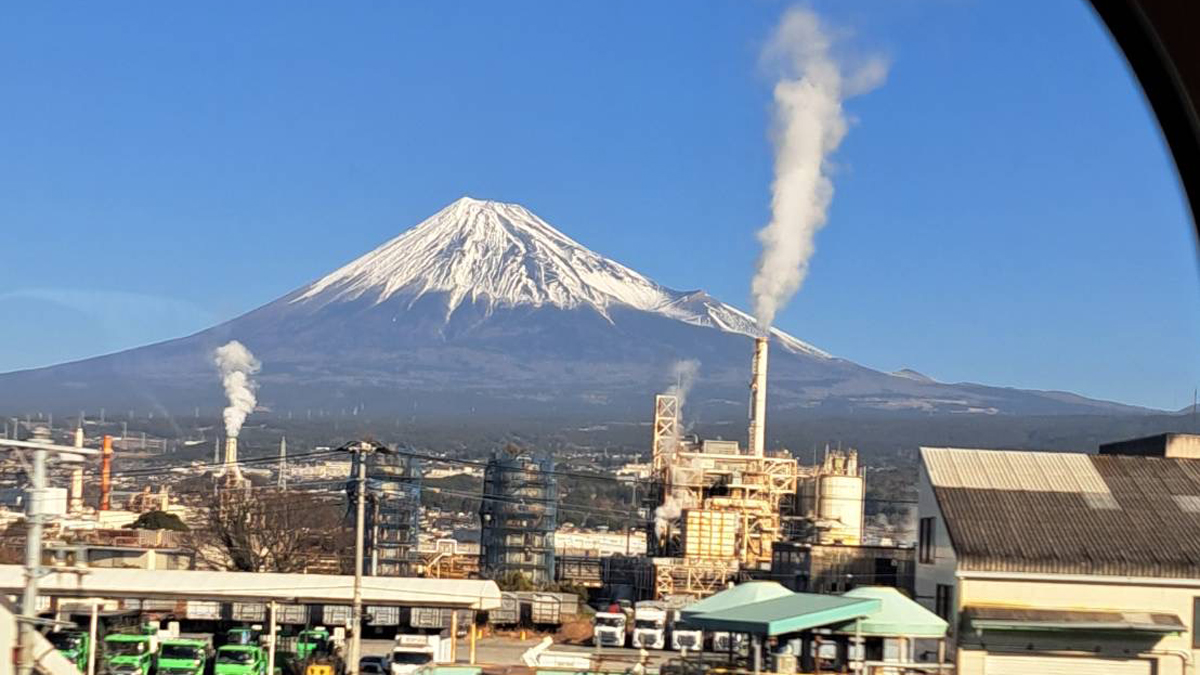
left=70, top=426, right=84, bottom=512
left=278, top=436, right=287, bottom=490
left=225, top=436, right=239, bottom=469
left=749, top=337, right=769, bottom=456
left=99, top=435, right=113, bottom=511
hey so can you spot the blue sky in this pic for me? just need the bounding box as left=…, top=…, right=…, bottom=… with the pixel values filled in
left=1, top=1, right=1196, bottom=410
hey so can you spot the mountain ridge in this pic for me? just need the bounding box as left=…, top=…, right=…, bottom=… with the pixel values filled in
left=0, top=197, right=1151, bottom=420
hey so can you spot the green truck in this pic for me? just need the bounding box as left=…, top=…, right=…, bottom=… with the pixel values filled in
left=46, top=631, right=89, bottom=672
left=215, top=644, right=267, bottom=675
left=226, top=627, right=261, bottom=646
left=104, top=632, right=158, bottom=675
left=156, top=638, right=209, bottom=675
left=293, top=629, right=330, bottom=660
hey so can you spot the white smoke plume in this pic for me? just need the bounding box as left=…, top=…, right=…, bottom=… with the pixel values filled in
left=654, top=489, right=696, bottom=538
left=751, top=7, right=888, bottom=329
left=213, top=340, right=261, bottom=438
left=666, top=359, right=700, bottom=414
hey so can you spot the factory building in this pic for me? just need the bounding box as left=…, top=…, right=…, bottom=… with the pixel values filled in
left=916, top=444, right=1200, bottom=675
left=349, top=451, right=422, bottom=576
left=770, top=541, right=914, bottom=595
left=479, top=449, right=557, bottom=585
left=642, top=337, right=803, bottom=598
left=796, top=448, right=866, bottom=545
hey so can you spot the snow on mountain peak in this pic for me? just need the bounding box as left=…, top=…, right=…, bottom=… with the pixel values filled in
left=294, top=196, right=831, bottom=358
left=296, top=196, right=672, bottom=313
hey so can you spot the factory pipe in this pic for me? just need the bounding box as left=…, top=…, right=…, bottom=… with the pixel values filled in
left=748, top=336, right=769, bottom=456
left=99, top=435, right=113, bottom=511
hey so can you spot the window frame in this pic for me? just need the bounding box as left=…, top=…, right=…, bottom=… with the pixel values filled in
left=918, top=517, right=936, bottom=564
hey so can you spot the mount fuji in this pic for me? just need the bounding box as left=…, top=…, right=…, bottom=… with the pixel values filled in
left=0, top=197, right=1146, bottom=420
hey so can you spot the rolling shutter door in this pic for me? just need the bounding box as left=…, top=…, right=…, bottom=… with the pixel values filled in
left=985, top=654, right=1152, bottom=675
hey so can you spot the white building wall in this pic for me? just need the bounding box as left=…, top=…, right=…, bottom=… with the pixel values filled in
left=956, top=574, right=1200, bottom=675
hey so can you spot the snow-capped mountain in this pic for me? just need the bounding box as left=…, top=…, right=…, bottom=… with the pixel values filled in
left=294, top=197, right=829, bottom=358
left=0, top=197, right=1146, bottom=420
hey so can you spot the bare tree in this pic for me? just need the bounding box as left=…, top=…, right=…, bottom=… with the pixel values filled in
left=187, top=488, right=352, bottom=573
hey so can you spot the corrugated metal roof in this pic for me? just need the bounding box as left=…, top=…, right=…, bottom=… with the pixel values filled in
left=0, top=565, right=502, bottom=609
left=964, top=606, right=1186, bottom=633
left=921, top=448, right=1200, bottom=578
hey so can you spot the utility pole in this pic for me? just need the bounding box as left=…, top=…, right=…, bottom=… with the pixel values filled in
left=3, top=431, right=99, bottom=675
left=343, top=440, right=386, bottom=675
left=19, top=431, right=48, bottom=675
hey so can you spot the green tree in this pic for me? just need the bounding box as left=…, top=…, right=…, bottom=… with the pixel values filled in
left=125, top=510, right=189, bottom=532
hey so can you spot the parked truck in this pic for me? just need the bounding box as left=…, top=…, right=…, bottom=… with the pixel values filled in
left=104, top=632, right=159, bottom=675
left=389, top=634, right=450, bottom=675
left=157, top=638, right=209, bottom=675
left=47, top=631, right=89, bottom=672
left=592, top=612, right=627, bottom=648
left=669, top=614, right=702, bottom=652
left=631, top=602, right=667, bottom=650
left=214, top=644, right=267, bottom=675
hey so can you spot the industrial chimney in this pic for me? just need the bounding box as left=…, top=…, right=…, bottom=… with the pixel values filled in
left=224, top=436, right=240, bottom=478
left=99, top=435, right=113, bottom=511
left=70, top=426, right=84, bottom=512
left=748, top=336, right=769, bottom=456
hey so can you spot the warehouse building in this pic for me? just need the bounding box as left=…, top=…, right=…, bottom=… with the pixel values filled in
left=916, top=445, right=1200, bottom=675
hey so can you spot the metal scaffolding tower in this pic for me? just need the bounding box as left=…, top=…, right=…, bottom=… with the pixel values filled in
left=479, top=449, right=557, bottom=585
left=348, top=449, right=422, bottom=576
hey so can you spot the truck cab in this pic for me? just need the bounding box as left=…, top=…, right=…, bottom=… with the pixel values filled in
left=47, top=630, right=88, bottom=671
left=157, top=638, right=209, bottom=675
left=390, top=634, right=448, bottom=675
left=592, top=612, right=627, bottom=647
left=215, top=644, right=267, bottom=675
left=669, top=622, right=703, bottom=652
left=294, top=628, right=330, bottom=660
left=226, top=627, right=262, bottom=646
left=104, top=633, right=158, bottom=675
left=631, top=603, right=667, bottom=650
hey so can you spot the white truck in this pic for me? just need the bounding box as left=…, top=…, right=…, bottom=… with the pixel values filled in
left=668, top=610, right=703, bottom=653
left=631, top=602, right=667, bottom=650
left=712, top=631, right=747, bottom=653
left=592, top=612, right=627, bottom=647
left=390, top=634, right=451, bottom=675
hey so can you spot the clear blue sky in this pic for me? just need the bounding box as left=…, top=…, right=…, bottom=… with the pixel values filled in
left=1, top=1, right=1197, bottom=410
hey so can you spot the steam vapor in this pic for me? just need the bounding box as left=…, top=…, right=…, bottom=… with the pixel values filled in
left=666, top=359, right=700, bottom=413
left=751, top=7, right=888, bottom=329
left=213, top=340, right=261, bottom=438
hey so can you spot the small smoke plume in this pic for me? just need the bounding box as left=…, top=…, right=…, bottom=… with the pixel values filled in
left=213, top=340, right=261, bottom=438
left=666, top=359, right=700, bottom=414
left=654, top=490, right=695, bottom=538
left=751, top=7, right=888, bottom=329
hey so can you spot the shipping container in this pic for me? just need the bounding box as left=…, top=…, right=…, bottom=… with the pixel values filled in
left=276, top=605, right=309, bottom=625
left=530, top=594, right=561, bottom=625
left=139, top=598, right=176, bottom=610
left=410, top=608, right=474, bottom=631
left=487, top=594, right=520, bottom=625
left=322, top=605, right=351, bottom=626
left=682, top=509, right=738, bottom=560
left=232, top=602, right=266, bottom=622
left=185, top=601, right=221, bottom=621
left=366, top=606, right=400, bottom=626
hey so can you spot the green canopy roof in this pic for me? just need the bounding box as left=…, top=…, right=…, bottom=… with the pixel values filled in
left=686, top=591, right=881, bottom=637
left=832, top=587, right=948, bottom=638
left=680, top=581, right=794, bottom=621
